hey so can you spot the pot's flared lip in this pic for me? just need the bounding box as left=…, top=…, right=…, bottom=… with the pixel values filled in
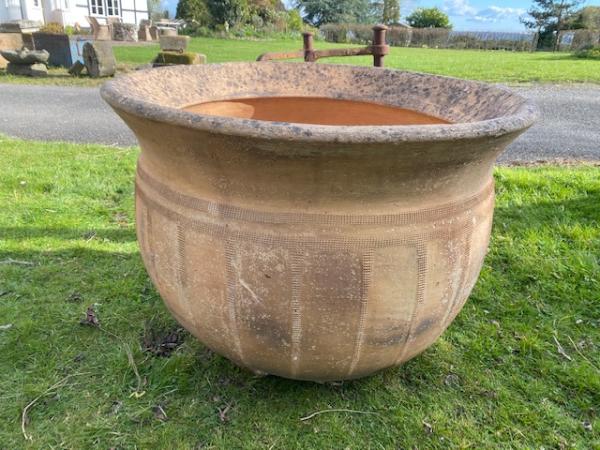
left=101, top=62, right=538, bottom=144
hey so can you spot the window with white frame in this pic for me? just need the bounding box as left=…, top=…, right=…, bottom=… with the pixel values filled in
left=105, top=0, right=119, bottom=16
left=90, top=0, right=104, bottom=15
left=90, top=0, right=120, bottom=16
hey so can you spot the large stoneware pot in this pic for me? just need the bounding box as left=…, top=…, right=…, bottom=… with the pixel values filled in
left=101, top=63, right=536, bottom=381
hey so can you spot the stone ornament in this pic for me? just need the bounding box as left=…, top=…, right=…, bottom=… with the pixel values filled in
left=159, top=35, right=190, bottom=53
left=1, top=48, right=49, bottom=77
left=101, top=63, right=537, bottom=382
left=0, top=48, right=49, bottom=64
left=82, top=42, right=116, bottom=78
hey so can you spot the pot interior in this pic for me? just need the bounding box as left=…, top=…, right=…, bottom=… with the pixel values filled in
left=102, top=62, right=535, bottom=140
left=183, top=96, right=451, bottom=126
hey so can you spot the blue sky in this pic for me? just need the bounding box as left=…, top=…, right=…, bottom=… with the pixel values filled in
left=401, top=0, right=596, bottom=31
left=164, top=0, right=597, bottom=32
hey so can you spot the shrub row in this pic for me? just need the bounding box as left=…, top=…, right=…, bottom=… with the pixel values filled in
left=558, top=30, right=600, bottom=52
left=574, top=45, right=600, bottom=59
left=320, top=24, right=538, bottom=52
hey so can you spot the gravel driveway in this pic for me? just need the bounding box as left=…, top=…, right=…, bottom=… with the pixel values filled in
left=0, top=83, right=598, bottom=162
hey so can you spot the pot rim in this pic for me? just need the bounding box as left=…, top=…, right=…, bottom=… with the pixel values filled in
left=101, top=62, right=538, bottom=144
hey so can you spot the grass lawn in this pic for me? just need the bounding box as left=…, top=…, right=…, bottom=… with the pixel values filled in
left=1, top=134, right=599, bottom=448
left=113, top=37, right=600, bottom=84
left=1, top=37, right=599, bottom=86
left=0, top=65, right=135, bottom=87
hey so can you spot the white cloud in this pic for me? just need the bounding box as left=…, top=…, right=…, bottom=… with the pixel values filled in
left=471, top=6, right=527, bottom=23
left=443, top=0, right=477, bottom=17
left=443, top=0, right=525, bottom=23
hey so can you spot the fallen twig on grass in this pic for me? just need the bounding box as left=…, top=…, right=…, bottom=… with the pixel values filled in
left=300, top=408, right=382, bottom=422
left=553, top=335, right=572, bottom=361
left=21, top=373, right=87, bottom=441
left=152, top=404, right=168, bottom=421
left=0, top=258, right=35, bottom=266
left=568, top=336, right=599, bottom=373
left=218, top=404, right=231, bottom=423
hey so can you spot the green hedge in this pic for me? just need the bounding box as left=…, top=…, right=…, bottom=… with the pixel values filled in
left=574, top=45, right=600, bottom=60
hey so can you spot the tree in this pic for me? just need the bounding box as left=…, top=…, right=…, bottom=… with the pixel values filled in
left=206, top=0, right=249, bottom=26
left=382, top=0, right=400, bottom=25
left=370, top=0, right=400, bottom=24
left=248, top=0, right=285, bottom=22
left=521, top=0, right=584, bottom=50
left=176, top=0, right=213, bottom=25
left=286, top=8, right=304, bottom=31
left=148, top=0, right=163, bottom=21
left=405, top=7, right=451, bottom=28
left=568, top=6, right=600, bottom=30
left=295, top=0, right=373, bottom=26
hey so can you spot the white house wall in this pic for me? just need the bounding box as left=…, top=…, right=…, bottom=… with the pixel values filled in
left=66, top=4, right=91, bottom=27
left=1, top=0, right=44, bottom=22
left=0, top=0, right=148, bottom=27
left=0, top=0, right=23, bottom=22
left=121, top=0, right=147, bottom=25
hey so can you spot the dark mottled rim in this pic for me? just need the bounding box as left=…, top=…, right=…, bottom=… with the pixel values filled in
left=101, top=62, right=538, bottom=144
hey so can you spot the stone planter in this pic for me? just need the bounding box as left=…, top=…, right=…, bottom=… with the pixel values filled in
left=101, top=63, right=536, bottom=382
left=31, top=33, right=92, bottom=67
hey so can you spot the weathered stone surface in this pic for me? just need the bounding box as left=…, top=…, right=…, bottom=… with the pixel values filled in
left=0, top=48, right=49, bottom=65
left=101, top=63, right=537, bottom=382
left=159, top=27, right=177, bottom=37
left=0, top=20, right=41, bottom=33
left=0, top=33, right=25, bottom=69
left=68, top=60, right=86, bottom=76
left=138, top=24, right=153, bottom=42
left=6, top=62, right=48, bottom=77
left=194, top=53, right=207, bottom=64
left=112, top=22, right=137, bottom=42
left=152, top=51, right=206, bottom=66
left=82, top=42, right=116, bottom=78
left=159, top=35, right=189, bottom=52
left=21, top=33, right=34, bottom=50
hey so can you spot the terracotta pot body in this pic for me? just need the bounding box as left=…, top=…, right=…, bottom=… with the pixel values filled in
left=101, top=63, right=536, bottom=381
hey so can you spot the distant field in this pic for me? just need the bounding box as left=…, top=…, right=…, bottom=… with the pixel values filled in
left=113, top=37, right=600, bottom=84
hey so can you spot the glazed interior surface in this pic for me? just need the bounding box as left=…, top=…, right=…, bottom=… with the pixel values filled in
left=184, top=97, right=451, bottom=126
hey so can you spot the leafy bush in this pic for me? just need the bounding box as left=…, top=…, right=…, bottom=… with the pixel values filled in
left=574, top=45, right=600, bottom=59
left=319, top=24, right=537, bottom=51
left=406, top=7, right=451, bottom=29
left=176, top=0, right=213, bottom=27
left=38, top=22, right=65, bottom=34
left=295, top=0, right=374, bottom=27
left=177, top=0, right=301, bottom=38
left=286, top=9, right=303, bottom=32
left=320, top=23, right=375, bottom=44
left=386, top=26, right=411, bottom=46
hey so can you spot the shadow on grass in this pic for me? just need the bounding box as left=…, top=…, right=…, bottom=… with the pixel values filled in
left=532, top=53, right=581, bottom=61
left=1, top=184, right=598, bottom=446
left=0, top=226, right=136, bottom=243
